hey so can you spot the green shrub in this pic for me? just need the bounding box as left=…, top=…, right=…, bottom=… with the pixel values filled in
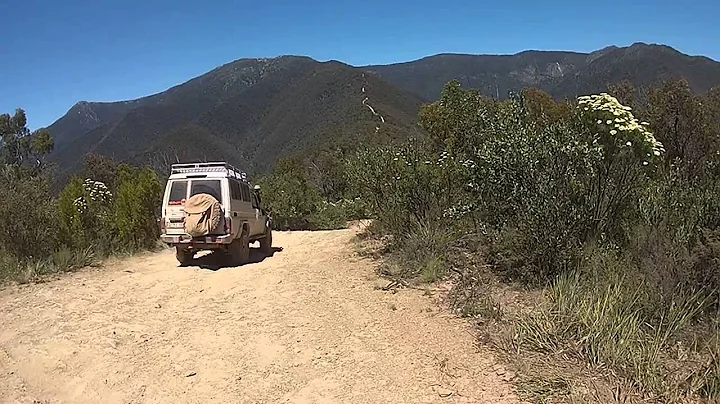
left=339, top=197, right=368, bottom=221
left=113, top=166, right=163, bottom=249
left=258, top=156, right=357, bottom=231
left=306, top=201, right=348, bottom=230
left=350, top=87, right=667, bottom=285
left=391, top=222, right=454, bottom=282
left=347, top=139, right=467, bottom=237
left=0, top=166, right=59, bottom=259
left=56, top=165, right=163, bottom=254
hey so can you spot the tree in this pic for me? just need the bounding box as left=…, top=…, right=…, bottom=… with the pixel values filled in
left=647, top=79, right=713, bottom=178
left=418, top=80, right=499, bottom=156
left=521, top=87, right=573, bottom=126
left=255, top=156, right=328, bottom=230
left=307, top=147, right=348, bottom=203
left=0, top=108, right=54, bottom=170
left=82, top=153, right=121, bottom=190
left=0, top=109, right=59, bottom=260
left=607, top=80, right=637, bottom=109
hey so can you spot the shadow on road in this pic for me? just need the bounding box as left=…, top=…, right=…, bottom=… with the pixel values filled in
left=180, top=246, right=284, bottom=271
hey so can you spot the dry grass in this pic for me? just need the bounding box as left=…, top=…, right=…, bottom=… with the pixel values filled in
left=476, top=273, right=720, bottom=403
left=354, top=226, right=720, bottom=403
left=1, top=246, right=101, bottom=285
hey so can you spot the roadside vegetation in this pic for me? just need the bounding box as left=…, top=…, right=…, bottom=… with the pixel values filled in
left=347, top=80, right=720, bottom=402
left=261, top=78, right=720, bottom=401
left=0, top=110, right=163, bottom=283
left=256, top=148, right=367, bottom=231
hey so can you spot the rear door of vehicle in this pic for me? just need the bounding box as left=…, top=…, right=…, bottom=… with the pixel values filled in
left=188, top=178, right=227, bottom=235
left=163, top=180, right=188, bottom=235
left=164, top=178, right=227, bottom=236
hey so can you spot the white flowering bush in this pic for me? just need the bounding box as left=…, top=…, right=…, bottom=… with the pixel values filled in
left=57, top=165, right=162, bottom=251
left=578, top=93, right=664, bottom=165
left=70, top=179, right=112, bottom=219
left=351, top=82, right=670, bottom=283
left=58, top=177, right=113, bottom=248
left=572, top=93, right=667, bottom=242
left=72, top=196, right=87, bottom=215
left=79, top=178, right=113, bottom=221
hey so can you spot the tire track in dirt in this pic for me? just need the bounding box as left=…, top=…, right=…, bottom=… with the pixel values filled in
left=0, top=227, right=517, bottom=403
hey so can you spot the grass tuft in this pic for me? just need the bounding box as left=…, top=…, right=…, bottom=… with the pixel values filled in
left=512, top=265, right=719, bottom=401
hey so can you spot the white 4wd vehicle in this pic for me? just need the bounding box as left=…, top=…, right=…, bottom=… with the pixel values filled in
left=159, top=162, right=272, bottom=265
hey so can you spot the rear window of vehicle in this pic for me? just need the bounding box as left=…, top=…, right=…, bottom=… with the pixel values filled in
left=190, top=180, right=222, bottom=201
left=168, top=181, right=188, bottom=205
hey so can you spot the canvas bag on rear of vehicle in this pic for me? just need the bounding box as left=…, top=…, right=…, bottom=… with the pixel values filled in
left=184, top=193, right=223, bottom=237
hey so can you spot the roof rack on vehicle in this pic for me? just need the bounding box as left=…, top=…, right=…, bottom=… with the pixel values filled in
left=170, top=161, right=248, bottom=181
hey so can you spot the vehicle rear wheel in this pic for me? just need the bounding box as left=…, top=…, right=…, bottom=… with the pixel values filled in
left=175, top=247, right=193, bottom=266
left=228, top=228, right=250, bottom=266
left=260, top=225, right=273, bottom=255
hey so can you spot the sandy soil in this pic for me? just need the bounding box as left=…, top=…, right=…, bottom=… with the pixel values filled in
left=0, top=228, right=517, bottom=403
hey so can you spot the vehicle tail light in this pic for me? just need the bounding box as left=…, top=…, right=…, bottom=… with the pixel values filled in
left=225, top=216, right=231, bottom=234
left=159, top=217, right=166, bottom=234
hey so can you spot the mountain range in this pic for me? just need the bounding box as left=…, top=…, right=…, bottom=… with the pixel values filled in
left=45, top=42, right=720, bottom=180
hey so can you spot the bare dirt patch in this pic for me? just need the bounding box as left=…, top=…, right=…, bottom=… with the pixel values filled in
left=0, top=228, right=517, bottom=403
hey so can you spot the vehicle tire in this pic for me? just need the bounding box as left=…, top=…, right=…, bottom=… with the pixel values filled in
left=175, top=247, right=193, bottom=266
left=228, top=227, right=250, bottom=266
left=260, top=225, right=273, bottom=255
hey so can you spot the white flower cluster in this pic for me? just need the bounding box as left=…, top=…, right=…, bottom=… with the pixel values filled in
left=83, top=179, right=112, bottom=203
left=443, top=204, right=475, bottom=219
left=383, top=148, right=451, bottom=176
left=578, top=93, right=664, bottom=158
left=72, top=179, right=112, bottom=216
left=438, top=151, right=450, bottom=166
left=393, top=151, right=417, bottom=167
left=73, top=196, right=88, bottom=214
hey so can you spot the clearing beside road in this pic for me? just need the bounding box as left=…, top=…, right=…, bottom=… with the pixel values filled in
left=0, top=227, right=516, bottom=403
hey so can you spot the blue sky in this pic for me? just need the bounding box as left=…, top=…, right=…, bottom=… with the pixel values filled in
left=2, top=0, right=718, bottom=129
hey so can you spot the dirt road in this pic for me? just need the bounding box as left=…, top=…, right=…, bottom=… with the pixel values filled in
left=0, top=228, right=517, bottom=403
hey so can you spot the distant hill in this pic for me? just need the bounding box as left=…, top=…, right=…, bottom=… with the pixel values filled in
left=45, top=43, right=720, bottom=181
left=47, top=56, right=425, bottom=179
left=365, top=42, right=720, bottom=101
